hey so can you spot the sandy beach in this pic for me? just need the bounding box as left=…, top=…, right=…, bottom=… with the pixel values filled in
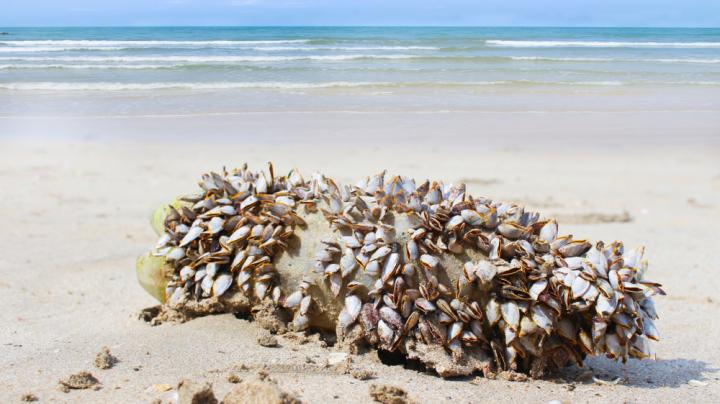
left=1, top=108, right=719, bottom=403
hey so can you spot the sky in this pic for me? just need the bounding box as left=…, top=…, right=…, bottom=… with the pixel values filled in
left=1, top=0, right=719, bottom=27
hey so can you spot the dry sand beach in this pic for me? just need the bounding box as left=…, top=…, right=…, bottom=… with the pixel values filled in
left=1, top=109, right=719, bottom=403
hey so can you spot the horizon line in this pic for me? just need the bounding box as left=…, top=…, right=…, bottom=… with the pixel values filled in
left=1, top=25, right=719, bottom=29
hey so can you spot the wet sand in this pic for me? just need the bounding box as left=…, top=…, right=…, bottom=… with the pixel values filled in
left=1, top=111, right=719, bottom=402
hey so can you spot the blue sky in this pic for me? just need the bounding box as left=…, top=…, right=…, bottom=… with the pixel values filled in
left=2, top=0, right=719, bottom=27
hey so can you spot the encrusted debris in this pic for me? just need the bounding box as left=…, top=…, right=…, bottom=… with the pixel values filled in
left=137, top=164, right=665, bottom=377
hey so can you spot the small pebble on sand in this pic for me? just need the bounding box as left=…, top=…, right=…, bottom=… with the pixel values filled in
left=223, top=376, right=300, bottom=404
left=351, top=369, right=376, bottom=381
left=257, top=334, right=279, bottom=348
left=20, top=393, right=38, bottom=402
left=95, top=346, right=118, bottom=369
left=177, top=379, right=217, bottom=404
left=369, top=384, right=411, bottom=404
left=58, top=371, right=100, bottom=392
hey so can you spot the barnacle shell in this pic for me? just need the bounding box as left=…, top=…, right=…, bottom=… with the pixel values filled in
left=136, top=164, right=664, bottom=377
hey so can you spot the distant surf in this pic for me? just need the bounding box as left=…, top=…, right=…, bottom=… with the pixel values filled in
left=0, top=54, right=417, bottom=62
left=486, top=40, right=720, bottom=48
left=0, top=39, right=312, bottom=46
left=2, top=55, right=717, bottom=65
left=1, top=27, right=718, bottom=93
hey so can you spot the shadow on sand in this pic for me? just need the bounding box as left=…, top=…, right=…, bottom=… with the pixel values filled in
left=375, top=348, right=717, bottom=390
left=560, top=356, right=719, bottom=389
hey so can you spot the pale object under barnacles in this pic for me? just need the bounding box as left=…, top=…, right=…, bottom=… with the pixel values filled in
left=136, top=163, right=664, bottom=377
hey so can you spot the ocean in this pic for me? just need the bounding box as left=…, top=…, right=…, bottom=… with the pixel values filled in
left=1, top=26, right=718, bottom=114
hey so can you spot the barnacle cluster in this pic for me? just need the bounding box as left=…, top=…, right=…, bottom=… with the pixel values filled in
left=137, top=163, right=664, bottom=377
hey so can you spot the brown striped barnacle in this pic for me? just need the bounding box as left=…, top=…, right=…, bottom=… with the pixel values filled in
left=136, top=163, right=664, bottom=377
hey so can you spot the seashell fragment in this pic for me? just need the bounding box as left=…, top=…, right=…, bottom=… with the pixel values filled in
left=136, top=164, right=664, bottom=377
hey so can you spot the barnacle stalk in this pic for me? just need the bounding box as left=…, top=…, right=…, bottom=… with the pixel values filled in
left=136, top=163, right=664, bottom=377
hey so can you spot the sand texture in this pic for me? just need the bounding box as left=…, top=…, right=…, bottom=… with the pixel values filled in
left=1, top=111, right=719, bottom=403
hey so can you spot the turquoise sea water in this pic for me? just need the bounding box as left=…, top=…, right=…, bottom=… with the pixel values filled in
left=0, top=26, right=719, bottom=91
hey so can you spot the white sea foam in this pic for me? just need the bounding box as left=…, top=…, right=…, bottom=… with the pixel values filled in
left=649, top=58, right=720, bottom=64
left=508, top=56, right=620, bottom=63
left=488, top=40, right=720, bottom=48
left=2, top=56, right=717, bottom=71
left=0, top=81, right=389, bottom=90
left=509, top=56, right=720, bottom=64
left=6, top=39, right=718, bottom=49
left=252, top=46, right=438, bottom=51
left=0, top=46, right=127, bottom=52
left=0, top=54, right=416, bottom=63
left=0, top=64, right=175, bottom=70
left=665, top=81, right=720, bottom=86
left=0, top=44, right=438, bottom=52
left=3, top=54, right=715, bottom=65
left=0, top=40, right=311, bottom=46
